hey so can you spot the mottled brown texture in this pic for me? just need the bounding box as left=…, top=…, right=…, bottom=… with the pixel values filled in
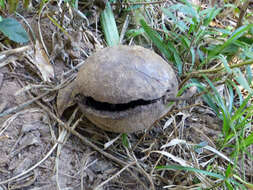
left=57, top=45, right=178, bottom=133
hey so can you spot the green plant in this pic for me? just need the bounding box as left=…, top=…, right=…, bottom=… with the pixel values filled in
left=135, top=0, right=253, bottom=189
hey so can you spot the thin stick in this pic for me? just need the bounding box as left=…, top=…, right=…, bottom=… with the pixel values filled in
left=183, top=59, right=253, bottom=78
left=0, top=45, right=31, bottom=59
left=94, top=162, right=135, bottom=190
left=0, top=91, right=50, bottom=117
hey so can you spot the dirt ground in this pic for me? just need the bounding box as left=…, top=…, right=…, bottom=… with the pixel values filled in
left=0, top=65, right=228, bottom=189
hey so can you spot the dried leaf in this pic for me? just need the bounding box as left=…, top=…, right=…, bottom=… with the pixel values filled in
left=34, top=40, right=54, bottom=82
left=57, top=82, right=76, bottom=116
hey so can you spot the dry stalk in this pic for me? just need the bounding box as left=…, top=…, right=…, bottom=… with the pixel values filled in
left=93, top=162, right=136, bottom=190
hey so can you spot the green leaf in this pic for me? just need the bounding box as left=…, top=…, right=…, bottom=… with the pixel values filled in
left=231, top=94, right=252, bottom=121
left=156, top=165, right=225, bottom=179
left=246, top=65, right=253, bottom=85
left=238, top=36, right=253, bottom=45
left=202, top=7, right=221, bottom=26
left=219, top=54, right=232, bottom=74
left=228, top=80, right=243, bottom=105
left=180, top=35, right=190, bottom=48
left=100, top=2, right=119, bottom=47
left=191, top=79, right=220, bottom=116
left=225, top=180, right=234, bottom=190
left=126, top=4, right=142, bottom=11
left=233, top=68, right=253, bottom=94
left=162, top=8, right=177, bottom=21
left=122, top=133, right=129, bottom=148
left=162, top=3, right=198, bottom=32
left=0, top=18, right=29, bottom=43
left=207, top=24, right=253, bottom=62
left=177, top=81, right=199, bottom=96
left=167, top=41, right=183, bottom=74
left=126, top=28, right=144, bottom=38
left=190, top=47, right=195, bottom=70
left=140, top=19, right=171, bottom=58
left=0, top=0, right=4, bottom=9
left=140, top=19, right=183, bottom=74
left=243, top=132, right=253, bottom=148
left=194, top=141, right=208, bottom=154
left=225, top=164, right=232, bottom=178
left=234, top=117, right=252, bottom=132
left=203, top=75, right=225, bottom=110
left=222, top=109, right=230, bottom=137
left=226, top=82, right=234, bottom=113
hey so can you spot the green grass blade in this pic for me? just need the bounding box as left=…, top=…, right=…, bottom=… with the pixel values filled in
left=191, top=79, right=220, bottom=116
left=140, top=19, right=171, bottom=58
left=234, top=118, right=252, bottom=131
left=100, top=2, right=119, bottom=47
left=122, top=133, right=129, bottom=148
left=228, top=80, right=243, bottom=105
left=242, top=132, right=253, bottom=148
left=246, top=65, right=253, bottom=85
left=0, top=0, right=5, bottom=9
left=207, top=24, right=253, bottom=61
left=231, top=94, right=252, bottom=121
left=177, top=81, right=199, bottom=96
left=226, top=82, right=234, bottom=114
left=222, top=109, right=231, bottom=137
left=203, top=75, right=226, bottom=111
left=233, top=68, right=253, bottom=94
left=140, top=19, right=183, bottom=74
left=202, top=6, right=221, bottom=26
left=219, top=54, right=232, bottom=74
left=156, top=165, right=225, bottom=179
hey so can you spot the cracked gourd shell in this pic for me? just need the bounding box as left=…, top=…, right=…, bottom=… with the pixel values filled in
left=57, top=45, right=178, bottom=133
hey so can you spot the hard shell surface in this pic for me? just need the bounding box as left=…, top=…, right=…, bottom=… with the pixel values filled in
left=74, top=45, right=178, bottom=104
left=57, top=45, right=179, bottom=133
left=77, top=98, right=171, bottom=133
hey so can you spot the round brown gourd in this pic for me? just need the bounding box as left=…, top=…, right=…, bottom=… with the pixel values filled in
left=57, top=45, right=178, bottom=133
